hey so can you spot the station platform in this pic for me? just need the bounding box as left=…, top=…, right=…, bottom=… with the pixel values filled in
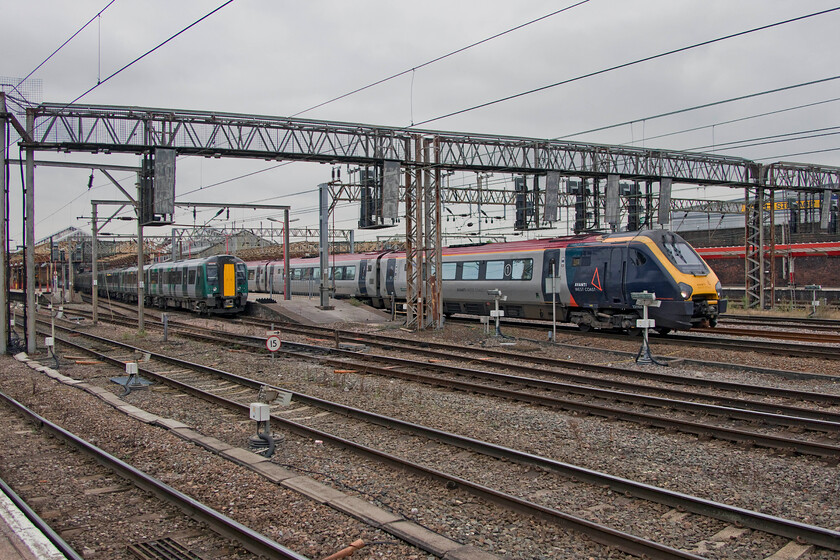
left=0, top=479, right=68, bottom=560
left=246, top=294, right=392, bottom=326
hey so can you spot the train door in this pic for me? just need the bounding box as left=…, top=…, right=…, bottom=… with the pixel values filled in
left=274, top=264, right=285, bottom=296
left=268, top=264, right=275, bottom=294
left=604, top=247, right=626, bottom=306
left=181, top=265, right=188, bottom=299
left=357, top=259, right=368, bottom=297
left=385, top=259, right=396, bottom=297
left=222, top=261, right=235, bottom=297
left=542, top=249, right=572, bottom=305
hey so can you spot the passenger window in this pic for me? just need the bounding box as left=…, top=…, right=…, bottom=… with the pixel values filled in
left=462, top=261, right=480, bottom=280
left=188, top=270, right=196, bottom=284
left=485, top=261, right=504, bottom=280
left=442, top=262, right=456, bottom=280
left=345, top=266, right=355, bottom=280
left=512, top=259, right=533, bottom=280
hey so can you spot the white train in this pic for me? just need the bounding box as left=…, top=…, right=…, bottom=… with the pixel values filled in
left=245, top=230, right=726, bottom=332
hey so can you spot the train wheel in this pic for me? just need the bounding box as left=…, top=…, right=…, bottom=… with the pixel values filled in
left=655, top=327, right=671, bottom=335
left=626, top=327, right=642, bottom=336
left=577, top=323, right=592, bottom=332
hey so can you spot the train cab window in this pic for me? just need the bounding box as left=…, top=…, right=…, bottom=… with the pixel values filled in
left=631, top=250, right=647, bottom=266
left=485, top=261, right=504, bottom=280
left=235, top=264, right=246, bottom=282
left=571, top=252, right=591, bottom=267
left=206, top=265, right=218, bottom=286
left=462, top=261, right=480, bottom=280
left=442, top=262, right=456, bottom=280
left=661, top=237, right=708, bottom=274
left=512, top=259, right=533, bottom=280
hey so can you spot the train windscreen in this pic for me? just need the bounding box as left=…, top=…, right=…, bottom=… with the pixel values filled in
left=660, top=237, right=709, bottom=275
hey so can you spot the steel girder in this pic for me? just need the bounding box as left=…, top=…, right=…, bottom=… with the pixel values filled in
left=23, top=103, right=766, bottom=186
left=766, top=162, right=840, bottom=191
left=22, top=103, right=840, bottom=322
left=25, top=104, right=839, bottom=190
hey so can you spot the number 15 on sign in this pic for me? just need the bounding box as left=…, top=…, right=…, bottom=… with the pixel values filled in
left=266, top=335, right=282, bottom=352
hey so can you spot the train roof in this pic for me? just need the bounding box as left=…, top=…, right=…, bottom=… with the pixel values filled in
left=242, top=231, right=686, bottom=264
left=439, top=230, right=675, bottom=255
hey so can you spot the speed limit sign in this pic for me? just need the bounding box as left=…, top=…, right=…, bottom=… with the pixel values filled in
left=266, top=335, right=282, bottom=352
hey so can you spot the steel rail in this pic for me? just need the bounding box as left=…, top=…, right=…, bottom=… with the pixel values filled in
left=42, top=323, right=840, bottom=552
left=443, top=315, right=840, bottom=360
left=123, top=311, right=840, bottom=425
left=695, top=326, right=840, bottom=343
left=721, top=314, right=840, bottom=329
left=303, top=349, right=840, bottom=458
left=719, top=317, right=840, bottom=332
left=0, top=391, right=311, bottom=560
left=327, top=343, right=840, bottom=428
left=0, top=477, right=84, bottom=560
left=46, top=312, right=840, bottom=442
left=41, top=329, right=705, bottom=560
left=234, top=316, right=840, bottom=405
left=45, top=310, right=840, bottom=424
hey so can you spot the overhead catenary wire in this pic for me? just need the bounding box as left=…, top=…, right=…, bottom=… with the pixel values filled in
left=409, top=6, right=840, bottom=128
left=686, top=126, right=840, bottom=153
left=289, top=0, right=590, bottom=118
left=619, top=96, right=840, bottom=146
left=559, top=75, right=840, bottom=141
left=39, top=1, right=236, bottom=117
left=23, top=5, right=840, bottom=241
left=9, top=0, right=117, bottom=105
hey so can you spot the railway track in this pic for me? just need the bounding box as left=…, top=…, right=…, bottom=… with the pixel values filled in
left=0, top=389, right=309, bottom=560
left=693, top=325, right=840, bottom=343
left=51, top=308, right=840, bottom=457
left=444, top=314, right=840, bottom=360
left=78, top=295, right=840, bottom=359
left=34, top=318, right=840, bottom=558
left=720, top=313, right=840, bottom=332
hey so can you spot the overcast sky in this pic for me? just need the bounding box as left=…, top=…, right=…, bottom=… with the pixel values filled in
left=2, top=0, right=839, bottom=247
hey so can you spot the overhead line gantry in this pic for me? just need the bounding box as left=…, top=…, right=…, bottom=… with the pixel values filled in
left=6, top=101, right=840, bottom=338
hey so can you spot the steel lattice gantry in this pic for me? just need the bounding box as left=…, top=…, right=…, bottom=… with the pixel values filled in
left=17, top=103, right=840, bottom=322
left=29, top=103, right=769, bottom=183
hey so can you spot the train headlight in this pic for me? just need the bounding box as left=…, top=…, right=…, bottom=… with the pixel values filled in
left=715, top=281, right=722, bottom=299
left=678, top=282, right=693, bottom=300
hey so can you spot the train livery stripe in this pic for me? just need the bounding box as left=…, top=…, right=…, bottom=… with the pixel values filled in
left=223, top=263, right=235, bottom=297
